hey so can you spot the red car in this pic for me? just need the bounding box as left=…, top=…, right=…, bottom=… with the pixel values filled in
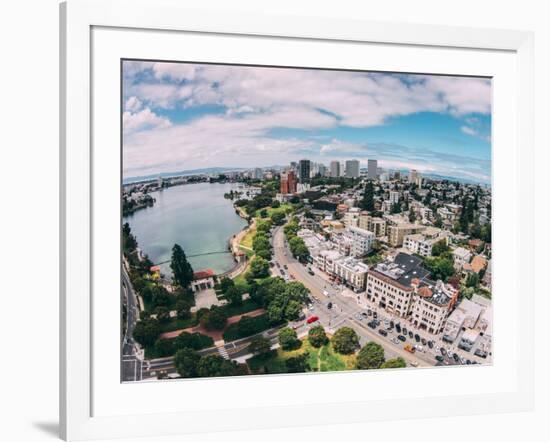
left=306, top=315, right=319, bottom=324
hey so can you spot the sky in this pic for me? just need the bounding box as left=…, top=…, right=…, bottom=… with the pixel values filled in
left=122, top=60, right=492, bottom=183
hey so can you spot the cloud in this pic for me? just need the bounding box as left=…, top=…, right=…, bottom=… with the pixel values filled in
left=121, top=61, right=492, bottom=182
left=123, top=108, right=172, bottom=134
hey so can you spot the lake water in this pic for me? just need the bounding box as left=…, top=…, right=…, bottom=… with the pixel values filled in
left=123, top=182, right=248, bottom=275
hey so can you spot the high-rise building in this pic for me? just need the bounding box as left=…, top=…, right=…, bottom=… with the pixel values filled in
left=345, top=160, right=360, bottom=178
left=415, top=172, right=423, bottom=188
left=409, top=169, right=418, bottom=184
left=280, top=169, right=297, bottom=194
left=253, top=168, right=263, bottom=180
left=330, top=161, right=340, bottom=178
left=317, top=163, right=327, bottom=177
left=367, top=159, right=378, bottom=180
left=299, top=159, right=311, bottom=183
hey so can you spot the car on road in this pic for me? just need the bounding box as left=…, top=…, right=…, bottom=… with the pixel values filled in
left=306, top=316, right=319, bottom=324
left=378, top=329, right=388, bottom=337
left=398, top=335, right=407, bottom=342
left=308, top=269, right=315, bottom=276
left=404, top=344, right=415, bottom=353
left=409, top=361, right=419, bottom=367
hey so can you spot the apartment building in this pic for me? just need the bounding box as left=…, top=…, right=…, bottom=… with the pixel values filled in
left=403, top=227, right=449, bottom=257
left=333, top=256, right=369, bottom=291
left=366, top=253, right=430, bottom=318
left=344, top=226, right=375, bottom=257
left=442, top=298, right=483, bottom=342
left=452, top=247, right=472, bottom=270
left=410, top=280, right=458, bottom=334
left=358, top=213, right=387, bottom=237
left=387, top=223, right=426, bottom=247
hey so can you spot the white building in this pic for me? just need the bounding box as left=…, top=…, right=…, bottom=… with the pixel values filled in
left=333, top=256, right=369, bottom=291
left=344, top=226, right=375, bottom=257
left=442, top=298, right=482, bottom=342
left=453, top=247, right=472, bottom=270
left=389, top=190, right=400, bottom=204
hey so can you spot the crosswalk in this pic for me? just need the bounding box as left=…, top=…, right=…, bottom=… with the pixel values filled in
left=217, top=345, right=230, bottom=359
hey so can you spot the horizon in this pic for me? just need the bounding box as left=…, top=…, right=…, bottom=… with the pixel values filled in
left=123, top=61, right=491, bottom=184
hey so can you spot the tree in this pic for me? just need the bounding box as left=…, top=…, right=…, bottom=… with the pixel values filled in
left=331, top=327, right=360, bottom=355
left=133, top=318, right=161, bottom=347
left=175, top=300, right=192, bottom=319
left=408, top=208, right=416, bottom=223
left=284, top=300, right=302, bottom=321
left=424, top=256, right=455, bottom=282
left=225, top=286, right=243, bottom=306
left=466, top=272, right=480, bottom=288
left=196, top=354, right=238, bottom=377
left=250, top=256, right=270, bottom=278
left=200, top=306, right=228, bottom=331
left=266, top=303, right=284, bottom=325
left=356, top=342, right=385, bottom=369
left=170, top=243, right=194, bottom=288
left=285, top=354, right=309, bottom=373
left=153, top=306, right=170, bottom=323
left=154, top=338, right=174, bottom=357
left=308, top=325, right=329, bottom=348
left=270, top=211, right=286, bottom=226
left=174, top=348, right=200, bottom=378
left=380, top=357, right=407, bottom=369
left=219, top=276, right=235, bottom=293
left=361, top=181, right=375, bottom=211
left=431, top=239, right=450, bottom=257
left=278, top=327, right=300, bottom=350
left=247, top=336, right=272, bottom=357
left=174, top=332, right=214, bottom=351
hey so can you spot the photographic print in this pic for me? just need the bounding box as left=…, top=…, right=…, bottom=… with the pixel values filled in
left=121, top=60, right=492, bottom=382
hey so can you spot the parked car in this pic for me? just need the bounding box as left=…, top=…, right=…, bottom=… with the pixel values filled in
left=414, top=334, right=420, bottom=342
left=395, top=324, right=402, bottom=333
left=421, top=338, right=427, bottom=345
left=373, top=312, right=378, bottom=319
left=402, top=327, right=408, bottom=335
left=367, top=321, right=377, bottom=329
left=404, top=344, right=415, bottom=353
left=306, top=316, right=319, bottom=324
left=427, top=340, right=434, bottom=349
left=452, top=353, right=459, bottom=361
left=283, top=264, right=288, bottom=270
left=327, top=302, right=333, bottom=310
left=361, top=312, right=368, bottom=318
left=408, top=331, right=414, bottom=338
left=440, top=348, right=447, bottom=356
left=398, top=335, right=406, bottom=342
left=307, top=304, right=314, bottom=311
left=435, top=355, right=445, bottom=362
left=378, top=329, right=388, bottom=337
left=308, top=269, right=315, bottom=276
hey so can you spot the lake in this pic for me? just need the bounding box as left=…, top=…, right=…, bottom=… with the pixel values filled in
left=123, top=182, right=248, bottom=275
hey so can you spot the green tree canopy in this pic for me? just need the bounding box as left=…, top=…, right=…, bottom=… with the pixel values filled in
left=200, top=306, right=228, bottom=331
left=247, top=336, right=272, bottom=357
left=133, top=318, right=161, bottom=347
left=170, top=243, right=194, bottom=288
left=331, top=327, right=360, bottom=355
left=308, top=325, right=329, bottom=348
left=250, top=256, right=270, bottom=279
left=174, top=347, right=201, bottom=378
left=278, top=327, right=300, bottom=350
left=361, top=181, right=375, bottom=211
left=356, top=341, right=385, bottom=369
left=196, top=354, right=238, bottom=377
left=380, top=357, right=407, bottom=369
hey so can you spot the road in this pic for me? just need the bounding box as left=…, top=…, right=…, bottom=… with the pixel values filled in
left=271, top=225, right=435, bottom=367
left=272, top=225, right=489, bottom=368
left=121, top=263, right=144, bottom=381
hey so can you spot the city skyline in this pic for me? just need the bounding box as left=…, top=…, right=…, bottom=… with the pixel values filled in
left=122, top=61, right=492, bottom=184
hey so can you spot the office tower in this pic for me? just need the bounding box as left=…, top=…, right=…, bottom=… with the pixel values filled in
left=299, top=159, right=311, bottom=183
left=345, top=159, right=360, bottom=178
left=330, top=160, right=340, bottom=178
left=367, top=159, right=378, bottom=180
left=409, top=169, right=418, bottom=184
left=280, top=170, right=298, bottom=194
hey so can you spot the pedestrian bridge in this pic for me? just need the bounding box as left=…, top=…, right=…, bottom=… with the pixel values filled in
left=154, top=250, right=231, bottom=266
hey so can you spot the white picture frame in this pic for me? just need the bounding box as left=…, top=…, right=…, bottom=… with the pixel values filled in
left=60, top=0, right=534, bottom=440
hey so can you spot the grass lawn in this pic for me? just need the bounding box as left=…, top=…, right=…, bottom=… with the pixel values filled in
left=247, top=339, right=356, bottom=374
left=240, top=226, right=256, bottom=249
left=265, top=203, right=293, bottom=217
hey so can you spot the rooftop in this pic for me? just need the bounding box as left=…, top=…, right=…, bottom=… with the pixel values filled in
left=193, top=269, right=215, bottom=280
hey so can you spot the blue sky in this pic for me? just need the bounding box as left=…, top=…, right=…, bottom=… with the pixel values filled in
left=122, top=61, right=491, bottom=183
